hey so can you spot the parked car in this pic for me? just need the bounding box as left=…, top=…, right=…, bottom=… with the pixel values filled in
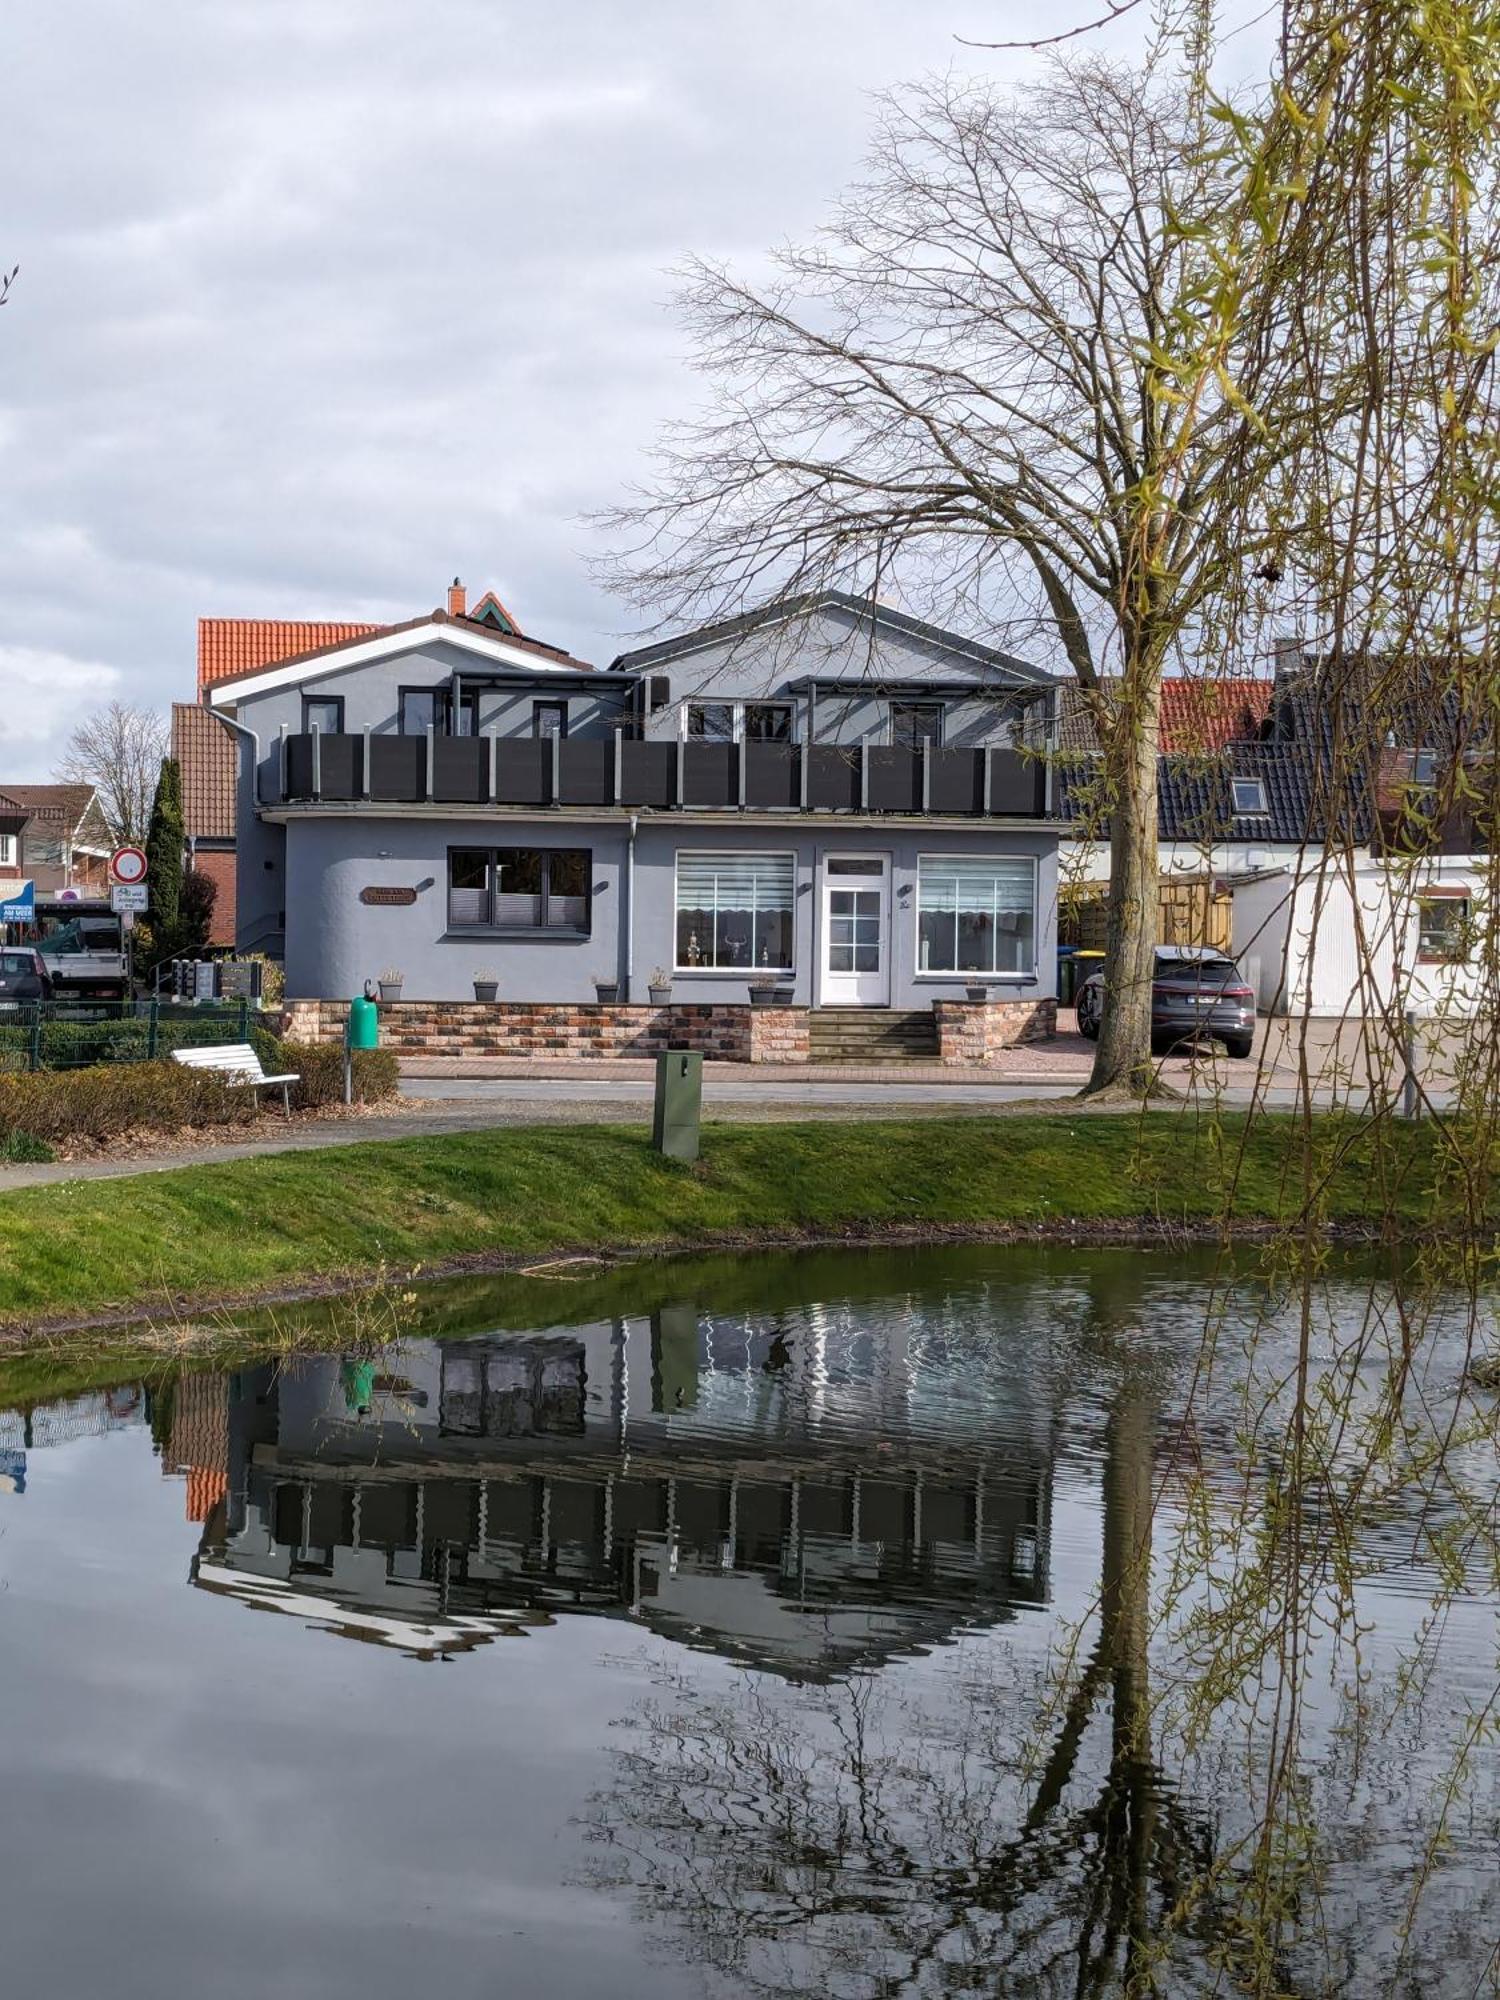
left=0, top=947, right=54, bottom=1004
left=1075, top=946, right=1256, bottom=1058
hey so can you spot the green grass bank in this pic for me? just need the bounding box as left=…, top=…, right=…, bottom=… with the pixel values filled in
left=0, top=1111, right=1475, bottom=1337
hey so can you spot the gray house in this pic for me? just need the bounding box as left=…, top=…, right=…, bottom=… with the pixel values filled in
left=207, top=590, right=1064, bottom=1038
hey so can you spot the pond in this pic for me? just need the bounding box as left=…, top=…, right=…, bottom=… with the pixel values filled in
left=0, top=1244, right=1494, bottom=1998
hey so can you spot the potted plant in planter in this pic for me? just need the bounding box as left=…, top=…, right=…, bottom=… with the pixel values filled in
left=593, top=972, right=621, bottom=1004
left=378, top=969, right=404, bottom=1004
left=749, top=977, right=794, bottom=1007
left=647, top=967, right=674, bottom=1005
left=965, top=981, right=990, bottom=1002
left=472, top=971, right=499, bottom=1003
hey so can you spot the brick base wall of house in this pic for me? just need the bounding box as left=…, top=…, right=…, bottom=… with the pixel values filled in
left=279, top=998, right=763, bottom=1061
left=932, top=998, right=1058, bottom=1064
left=278, top=998, right=1047, bottom=1065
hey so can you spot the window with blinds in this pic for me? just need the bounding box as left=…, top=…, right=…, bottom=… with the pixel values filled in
left=448, top=848, right=591, bottom=933
left=675, top=851, right=795, bottom=970
left=917, top=856, right=1035, bottom=975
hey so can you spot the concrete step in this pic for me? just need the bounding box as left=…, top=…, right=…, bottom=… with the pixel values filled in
left=809, top=1008, right=939, bottom=1063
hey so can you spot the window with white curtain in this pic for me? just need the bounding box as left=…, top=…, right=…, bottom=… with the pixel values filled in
left=675, top=851, right=795, bottom=970
left=917, top=856, right=1036, bottom=975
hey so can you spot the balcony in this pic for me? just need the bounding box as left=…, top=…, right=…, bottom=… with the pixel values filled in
left=277, top=734, right=1050, bottom=819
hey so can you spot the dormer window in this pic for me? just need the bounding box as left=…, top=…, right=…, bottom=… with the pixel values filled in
left=1410, top=749, right=1438, bottom=785
left=1231, top=777, right=1268, bottom=815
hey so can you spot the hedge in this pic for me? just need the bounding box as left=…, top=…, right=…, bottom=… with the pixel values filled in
left=0, top=1014, right=250, bottom=1072
left=0, top=1038, right=397, bottom=1147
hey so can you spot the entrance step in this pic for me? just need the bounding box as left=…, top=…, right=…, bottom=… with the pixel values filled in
left=809, top=1007, right=939, bottom=1063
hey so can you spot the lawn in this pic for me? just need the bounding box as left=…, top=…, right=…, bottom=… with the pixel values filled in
left=0, top=1109, right=1468, bottom=1332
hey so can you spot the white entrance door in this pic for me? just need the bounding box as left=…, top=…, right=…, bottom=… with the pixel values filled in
left=821, top=855, right=891, bottom=1006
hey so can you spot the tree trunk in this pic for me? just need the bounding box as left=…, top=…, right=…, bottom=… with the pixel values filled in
left=1085, top=656, right=1165, bottom=1097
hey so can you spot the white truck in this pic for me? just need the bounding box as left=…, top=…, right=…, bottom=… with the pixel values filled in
left=35, top=905, right=131, bottom=999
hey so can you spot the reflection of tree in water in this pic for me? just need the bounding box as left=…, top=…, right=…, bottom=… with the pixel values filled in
left=586, top=1376, right=1220, bottom=1998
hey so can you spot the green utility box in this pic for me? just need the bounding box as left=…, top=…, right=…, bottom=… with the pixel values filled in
left=347, top=994, right=380, bottom=1049
left=652, top=1048, right=703, bottom=1163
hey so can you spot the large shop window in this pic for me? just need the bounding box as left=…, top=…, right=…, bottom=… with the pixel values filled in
left=917, top=856, right=1036, bottom=976
left=449, top=848, right=591, bottom=934
left=676, top=851, right=795, bottom=971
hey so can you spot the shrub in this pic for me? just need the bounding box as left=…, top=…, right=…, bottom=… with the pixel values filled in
left=250, top=1032, right=399, bottom=1110
left=0, top=1063, right=257, bottom=1146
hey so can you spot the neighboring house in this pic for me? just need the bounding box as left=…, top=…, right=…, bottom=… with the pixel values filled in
left=172, top=702, right=239, bottom=946
left=206, top=585, right=1064, bottom=1019
left=1227, top=651, right=1500, bottom=1017
left=0, top=784, right=112, bottom=897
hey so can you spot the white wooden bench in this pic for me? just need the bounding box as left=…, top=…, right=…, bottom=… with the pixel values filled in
left=172, top=1042, right=301, bottom=1117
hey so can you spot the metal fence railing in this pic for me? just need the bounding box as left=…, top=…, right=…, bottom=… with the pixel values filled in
left=0, top=999, right=268, bottom=1074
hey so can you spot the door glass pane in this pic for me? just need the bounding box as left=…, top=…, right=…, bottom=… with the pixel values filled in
left=829, top=945, right=854, bottom=971
left=890, top=702, right=944, bottom=750
left=827, top=858, right=884, bottom=876
left=829, top=918, right=854, bottom=944
left=745, top=703, right=791, bottom=742
left=687, top=704, right=735, bottom=741
left=400, top=689, right=442, bottom=735
left=854, top=945, right=880, bottom=971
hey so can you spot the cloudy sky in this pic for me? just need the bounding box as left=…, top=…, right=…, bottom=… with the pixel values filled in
left=1, top=0, right=1193, bottom=780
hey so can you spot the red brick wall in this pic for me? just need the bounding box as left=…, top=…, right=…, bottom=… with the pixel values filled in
left=191, top=849, right=238, bottom=947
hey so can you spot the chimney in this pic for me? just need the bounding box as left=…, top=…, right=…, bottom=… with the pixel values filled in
left=447, top=576, right=467, bottom=618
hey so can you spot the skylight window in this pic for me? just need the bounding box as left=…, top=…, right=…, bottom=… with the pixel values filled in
left=1231, top=777, right=1268, bottom=814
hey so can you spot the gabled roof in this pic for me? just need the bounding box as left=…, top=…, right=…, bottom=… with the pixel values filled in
left=198, top=620, right=385, bottom=691
left=206, top=610, right=595, bottom=706
left=609, top=590, right=1054, bottom=686
left=172, top=702, right=238, bottom=840
left=0, top=783, right=103, bottom=838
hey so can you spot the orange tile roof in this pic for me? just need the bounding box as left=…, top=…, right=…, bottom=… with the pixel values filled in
left=197, top=619, right=386, bottom=691
left=172, top=702, right=238, bottom=839
left=1158, top=677, right=1273, bottom=753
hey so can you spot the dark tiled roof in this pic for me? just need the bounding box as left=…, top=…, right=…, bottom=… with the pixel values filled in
left=0, top=783, right=101, bottom=832
left=1057, top=737, right=1370, bottom=846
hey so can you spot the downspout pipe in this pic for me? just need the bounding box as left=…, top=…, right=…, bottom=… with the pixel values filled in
left=209, top=708, right=263, bottom=807
left=625, top=812, right=638, bottom=1001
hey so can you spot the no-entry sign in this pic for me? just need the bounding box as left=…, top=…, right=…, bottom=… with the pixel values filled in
left=109, top=845, right=148, bottom=886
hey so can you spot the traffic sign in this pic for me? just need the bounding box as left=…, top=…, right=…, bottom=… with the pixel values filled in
left=109, top=845, right=148, bottom=886
left=111, top=883, right=149, bottom=913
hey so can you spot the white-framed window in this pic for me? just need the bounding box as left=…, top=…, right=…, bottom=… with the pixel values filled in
left=1231, top=776, right=1268, bottom=814
left=1416, top=892, right=1470, bottom=962
left=916, top=855, right=1037, bottom=977
left=0, top=833, right=15, bottom=869
left=680, top=700, right=794, bottom=744
left=675, top=850, right=795, bottom=971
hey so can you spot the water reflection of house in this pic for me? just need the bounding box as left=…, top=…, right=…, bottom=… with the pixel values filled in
left=191, top=1307, right=1056, bottom=1674
left=0, top=1385, right=148, bottom=1495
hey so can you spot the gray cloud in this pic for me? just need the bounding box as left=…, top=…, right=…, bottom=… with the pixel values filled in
left=0, top=1, right=1202, bottom=777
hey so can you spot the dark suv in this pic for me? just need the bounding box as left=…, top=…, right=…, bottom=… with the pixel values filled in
left=0, top=948, right=53, bottom=1004
left=1075, top=947, right=1255, bottom=1058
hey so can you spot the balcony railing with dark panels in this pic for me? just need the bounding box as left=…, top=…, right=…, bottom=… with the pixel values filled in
left=277, top=733, right=1050, bottom=818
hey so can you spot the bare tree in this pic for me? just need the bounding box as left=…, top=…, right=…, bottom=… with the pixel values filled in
left=54, top=701, right=168, bottom=845
left=600, top=53, right=1332, bottom=1095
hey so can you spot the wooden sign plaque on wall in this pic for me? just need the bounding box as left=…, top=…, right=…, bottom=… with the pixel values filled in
left=359, top=886, right=419, bottom=907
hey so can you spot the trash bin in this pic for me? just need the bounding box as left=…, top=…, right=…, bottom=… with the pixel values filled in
left=347, top=994, right=380, bottom=1049
left=653, top=1049, right=703, bottom=1163
left=1069, top=950, right=1106, bottom=1007
left=1056, top=945, right=1079, bottom=1005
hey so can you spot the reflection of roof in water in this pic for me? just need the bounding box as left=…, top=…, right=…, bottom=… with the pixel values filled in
left=194, top=1307, right=1060, bottom=1677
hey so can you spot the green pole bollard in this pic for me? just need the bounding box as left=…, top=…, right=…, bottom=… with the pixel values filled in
left=652, top=1049, right=703, bottom=1163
